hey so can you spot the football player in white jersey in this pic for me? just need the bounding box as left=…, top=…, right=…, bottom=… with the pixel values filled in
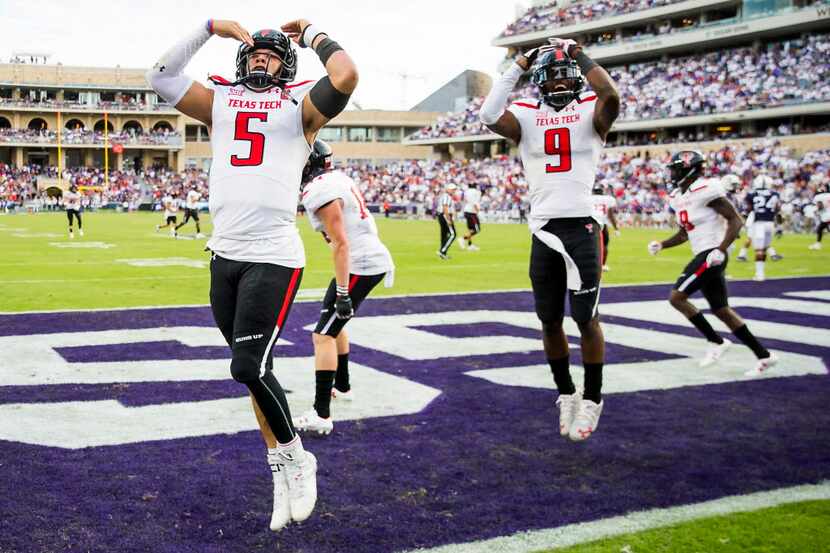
left=460, top=183, right=482, bottom=251
left=809, top=184, right=830, bottom=250
left=293, top=141, right=394, bottom=435
left=147, top=17, right=358, bottom=531
left=590, top=184, right=619, bottom=272
left=648, top=151, right=777, bottom=376
left=62, top=184, right=83, bottom=239
left=155, top=193, right=179, bottom=236
left=480, top=38, right=620, bottom=442
left=174, top=186, right=204, bottom=238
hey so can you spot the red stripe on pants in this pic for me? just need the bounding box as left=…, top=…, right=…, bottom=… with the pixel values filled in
left=348, top=274, right=360, bottom=292
left=276, top=268, right=302, bottom=328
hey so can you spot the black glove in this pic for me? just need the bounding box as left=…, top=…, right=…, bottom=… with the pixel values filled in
left=334, top=288, right=354, bottom=320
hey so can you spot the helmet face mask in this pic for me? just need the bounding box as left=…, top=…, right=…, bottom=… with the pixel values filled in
left=235, top=29, right=297, bottom=90
left=531, top=51, right=584, bottom=109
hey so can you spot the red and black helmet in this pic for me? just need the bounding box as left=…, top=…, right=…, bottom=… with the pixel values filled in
left=667, top=150, right=706, bottom=188
left=235, top=29, right=297, bottom=90
left=302, top=139, right=333, bottom=184
left=530, top=49, right=584, bottom=109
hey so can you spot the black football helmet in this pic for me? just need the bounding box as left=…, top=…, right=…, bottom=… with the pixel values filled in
left=667, top=150, right=705, bottom=188
left=302, top=139, right=333, bottom=184
left=530, top=49, right=584, bottom=109
left=235, top=29, right=297, bottom=90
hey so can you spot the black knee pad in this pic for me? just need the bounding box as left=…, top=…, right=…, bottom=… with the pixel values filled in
left=230, top=348, right=261, bottom=383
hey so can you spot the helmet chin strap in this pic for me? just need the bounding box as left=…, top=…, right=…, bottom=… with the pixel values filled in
left=542, top=90, right=574, bottom=109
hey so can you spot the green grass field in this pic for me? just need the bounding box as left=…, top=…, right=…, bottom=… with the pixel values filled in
left=0, top=211, right=827, bottom=312
left=1, top=211, right=829, bottom=552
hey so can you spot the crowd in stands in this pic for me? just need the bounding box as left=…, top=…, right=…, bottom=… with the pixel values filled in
left=2, top=141, right=828, bottom=233
left=409, top=34, right=830, bottom=140
left=0, top=97, right=173, bottom=111
left=0, top=127, right=182, bottom=146
left=499, top=0, right=684, bottom=38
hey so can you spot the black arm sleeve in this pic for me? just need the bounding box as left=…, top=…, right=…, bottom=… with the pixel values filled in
left=309, top=76, right=351, bottom=119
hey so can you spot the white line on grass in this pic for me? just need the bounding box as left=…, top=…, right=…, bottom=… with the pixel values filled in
left=402, top=481, right=830, bottom=553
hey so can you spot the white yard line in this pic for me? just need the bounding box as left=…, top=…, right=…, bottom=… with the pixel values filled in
left=403, top=481, right=830, bottom=553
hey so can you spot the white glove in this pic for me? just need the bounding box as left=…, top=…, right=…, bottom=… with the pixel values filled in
left=522, top=44, right=558, bottom=65
left=648, top=241, right=662, bottom=256
left=706, top=249, right=726, bottom=267
left=547, top=37, right=578, bottom=55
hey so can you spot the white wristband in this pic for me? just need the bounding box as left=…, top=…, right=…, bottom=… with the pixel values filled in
left=300, top=24, right=326, bottom=48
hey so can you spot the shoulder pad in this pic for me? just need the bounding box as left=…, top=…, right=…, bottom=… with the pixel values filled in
left=511, top=99, right=540, bottom=110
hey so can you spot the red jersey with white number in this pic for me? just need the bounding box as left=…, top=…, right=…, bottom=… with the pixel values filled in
left=302, top=171, right=394, bottom=275
left=590, top=194, right=616, bottom=227
left=668, top=178, right=727, bottom=255
left=507, top=92, right=604, bottom=221
left=206, top=78, right=315, bottom=267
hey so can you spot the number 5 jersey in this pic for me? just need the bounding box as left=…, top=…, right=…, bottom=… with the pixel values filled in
left=668, top=178, right=728, bottom=255
left=206, top=77, right=316, bottom=268
left=507, top=91, right=604, bottom=221
left=301, top=170, right=394, bottom=277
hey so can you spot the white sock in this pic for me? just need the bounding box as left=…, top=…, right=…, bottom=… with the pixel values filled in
left=738, top=248, right=747, bottom=258
left=755, top=261, right=765, bottom=277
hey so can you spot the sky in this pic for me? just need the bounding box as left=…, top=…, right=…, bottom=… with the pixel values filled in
left=0, top=0, right=524, bottom=110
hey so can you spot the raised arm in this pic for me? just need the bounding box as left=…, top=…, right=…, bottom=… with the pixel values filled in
left=556, top=41, right=620, bottom=142
left=282, top=19, right=358, bottom=142
left=146, top=20, right=253, bottom=126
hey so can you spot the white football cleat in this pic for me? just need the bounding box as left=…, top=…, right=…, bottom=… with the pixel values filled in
left=266, top=452, right=291, bottom=531
left=752, top=274, right=765, bottom=282
left=284, top=450, right=318, bottom=523
left=744, top=353, right=778, bottom=377
left=79, top=229, right=84, bottom=237
left=808, top=242, right=821, bottom=250
left=467, top=244, right=480, bottom=251
left=699, top=338, right=732, bottom=367
left=602, top=264, right=609, bottom=272
left=330, top=387, right=354, bottom=402
left=458, top=238, right=467, bottom=250
left=293, top=409, right=333, bottom=435
left=555, top=390, right=581, bottom=437
left=69, top=232, right=74, bottom=239
left=569, top=399, right=604, bottom=442
left=196, top=232, right=205, bottom=238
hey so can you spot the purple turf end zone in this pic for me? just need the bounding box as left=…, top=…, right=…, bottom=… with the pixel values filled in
left=0, top=277, right=828, bottom=553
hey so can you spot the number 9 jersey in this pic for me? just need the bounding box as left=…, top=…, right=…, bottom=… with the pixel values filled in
left=507, top=92, right=604, bottom=221
left=206, top=77, right=316, bottom=268
left=301, top=171, right=394, bottom=276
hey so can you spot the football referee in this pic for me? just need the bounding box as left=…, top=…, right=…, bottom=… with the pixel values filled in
left=437, top=183, right=457, bottom=259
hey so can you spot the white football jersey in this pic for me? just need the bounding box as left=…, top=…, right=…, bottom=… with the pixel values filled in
left=163, top=196, right=178, bottom=217
left=668, top=178, right=727, bottom=255
left=206, top=78, right=316, bottom=268
left=815, top=192, right=830, bottom=222
left=591, top=194, right=616, bottom=227
left=507, top=92, right=604, bottom=221
left=185, top=190, right=200, bottom=210
left=64, top=191, right=81, bottom=210
left=302, top=171, right=394, bottom=276
left=463, top=187, right=482, bottom=213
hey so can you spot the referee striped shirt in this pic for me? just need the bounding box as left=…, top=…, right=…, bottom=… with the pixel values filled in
left=439, top=192, right=455, bottom=217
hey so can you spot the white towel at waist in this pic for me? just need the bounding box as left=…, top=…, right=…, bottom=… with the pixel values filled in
left=528, top=217, right=583, bottom=291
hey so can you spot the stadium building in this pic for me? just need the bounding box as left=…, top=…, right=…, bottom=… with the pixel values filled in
left=0, top=59, right=440, bottom=174
left=404, top=0, right=830, bottom=159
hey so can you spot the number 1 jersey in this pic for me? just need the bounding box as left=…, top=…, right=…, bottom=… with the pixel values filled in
left=207, top=78, right=316, bottom=268
left=507, top=92, right=604, bottom=221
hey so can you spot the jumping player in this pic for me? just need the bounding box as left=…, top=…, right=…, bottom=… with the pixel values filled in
left=147, top=17, right=357, bottom=530
left=648, top=151, right=777, bottom=376
left=480, top=38, right=620, bottom=441
left=293, top=140, right=394, bottom=435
